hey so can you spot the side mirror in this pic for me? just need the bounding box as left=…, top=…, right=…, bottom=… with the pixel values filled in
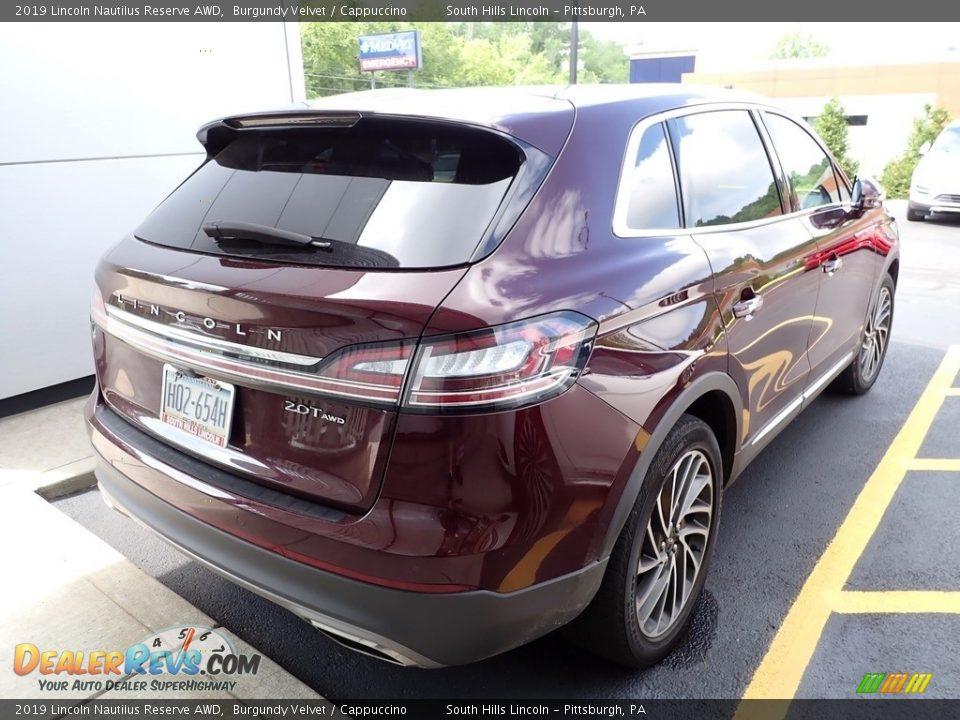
left=919, top=142, right=931, bottom=156
left=850, top=176, right=884, bottom=217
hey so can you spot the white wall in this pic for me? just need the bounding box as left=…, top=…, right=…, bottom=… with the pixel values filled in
left=0, top=22, right=306, bottom=399
left=772, top=94, right=937, bottom=178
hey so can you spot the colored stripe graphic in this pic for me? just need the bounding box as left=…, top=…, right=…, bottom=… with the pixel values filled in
left=880, top=673, right=908, bottom=693
left=857, top=672, right=932, bottom=694
left=857, top=673, right=885, bottom=693
left=904, top=673, right=933, bottom=694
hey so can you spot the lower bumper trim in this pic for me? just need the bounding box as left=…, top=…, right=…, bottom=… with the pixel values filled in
left=95, top=458, right=607, bottom=667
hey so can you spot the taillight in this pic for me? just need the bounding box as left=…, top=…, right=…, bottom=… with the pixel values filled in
left=96, top=292, right=594, bottom=411
left=340, top=311, right=597, bottom=413
left=313, top=341, right=416, bottom=406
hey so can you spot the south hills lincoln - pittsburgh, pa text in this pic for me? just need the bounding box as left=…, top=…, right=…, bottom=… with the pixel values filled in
left=444, top=4, right=646, bottom=18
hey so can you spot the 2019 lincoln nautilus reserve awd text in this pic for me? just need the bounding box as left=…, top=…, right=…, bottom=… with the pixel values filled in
left=86, top=85, right=898, bottom=668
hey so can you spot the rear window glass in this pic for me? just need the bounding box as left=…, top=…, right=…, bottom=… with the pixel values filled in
left=135, top=118, right=524, bottom=269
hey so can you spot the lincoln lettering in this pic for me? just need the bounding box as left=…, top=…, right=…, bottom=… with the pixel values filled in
left=113, top=293, right=283, bottom=342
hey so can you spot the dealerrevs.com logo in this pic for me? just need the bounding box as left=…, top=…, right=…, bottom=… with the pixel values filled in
left=13, top=626, right=260, bottom=694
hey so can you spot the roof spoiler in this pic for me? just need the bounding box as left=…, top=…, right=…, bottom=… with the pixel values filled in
left=196, top=111, right=362, bottom=156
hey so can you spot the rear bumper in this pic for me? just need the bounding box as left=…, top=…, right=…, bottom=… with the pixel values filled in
left=92, top=429, right=607, bottom=668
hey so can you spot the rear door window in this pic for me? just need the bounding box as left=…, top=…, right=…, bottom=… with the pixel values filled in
left=615, top=122, right=682, bottom=232
left=764, top=113, right=842, bottom=211
left=669, top=110, right=783, bottom=228
left=135, top=118, right=525, bottom=269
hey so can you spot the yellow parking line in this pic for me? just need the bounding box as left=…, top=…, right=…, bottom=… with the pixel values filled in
left=904, top=458, right=960, bottom=472
left=740, top=345, right=960, bottom=702
left=828, top=591, right=960, bottom=614
left=944, top=388, right=960, bottom=396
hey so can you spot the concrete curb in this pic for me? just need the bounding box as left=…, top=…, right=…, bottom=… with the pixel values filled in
left=34, top=456, right=98, bottom=499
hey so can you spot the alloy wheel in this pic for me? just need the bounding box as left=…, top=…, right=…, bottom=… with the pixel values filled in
left=859, top=286, right=892, bottom=383
left=635, top=449, right=714, bottom=639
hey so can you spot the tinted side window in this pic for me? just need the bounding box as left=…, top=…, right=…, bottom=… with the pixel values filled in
left=670, top=111, right=782, bottom=228
left=765, top=114, right=841, bottom=211
left=620, top=123, right=681, bottom=230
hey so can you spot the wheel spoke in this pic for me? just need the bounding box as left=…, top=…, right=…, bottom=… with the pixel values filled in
left=635, top=448, right=715, bottom=639
left=677, top=546, right=689, bottom=608
left=681, top=538, right=701, bottom=576
left=655, top=493, right=669, bottom=537
left=860, top=287, right=892, bottom=382
left=677, top=469, right=711, bottom=523
left=638, top=549, right=663, bottom=574
left=859, top=287, right=893, bottom=381
left=875, top=306, right=890, bottom=328
left=679, top=517, right=710, bottom=540
left=670, top=455, right=693, bottom=521
left=668, top=560, right=679, bottom=623
left=645, top=523, right=660, bottom=556
left=637, top=562, right=671, bottom=629
left=864, top=346, right=875, bottom=378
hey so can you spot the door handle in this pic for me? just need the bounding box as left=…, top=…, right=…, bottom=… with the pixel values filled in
left=733, top=295, right=763, bottom=320
left=822, top=255, right=843, bottom=275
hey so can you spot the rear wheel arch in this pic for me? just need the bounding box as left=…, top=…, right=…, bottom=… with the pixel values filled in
left=887, top=257, right=900, bottom=287
left=684, top=390, right=737, bottom=489
left=599, top=372, right=742, bottom=558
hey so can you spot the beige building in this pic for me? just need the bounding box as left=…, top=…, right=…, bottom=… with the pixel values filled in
left=684, top=62, right=960, bottom=117
left=681, top=61, right=960, bottom=175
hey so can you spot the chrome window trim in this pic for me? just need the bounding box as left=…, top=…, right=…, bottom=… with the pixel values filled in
left=612, top=101, right=849, bottom=239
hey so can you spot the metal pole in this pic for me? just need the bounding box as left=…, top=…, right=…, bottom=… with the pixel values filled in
left=370, top=71, right=376, bottom=90
left=569, top=21, right=579, bottom=85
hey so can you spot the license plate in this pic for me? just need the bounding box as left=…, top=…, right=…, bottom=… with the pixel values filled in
left=160, top=364, right=235, bottom=449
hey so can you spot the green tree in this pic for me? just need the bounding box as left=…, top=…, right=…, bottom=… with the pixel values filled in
left=815, top=97, right=859, bottom=179
left=770, top=32, right=828, bottom=59
left=299, top=22, right=627, bottom=98
left=881, top=104, right=952, bottom=198
left=579, top=35, right=629, bottom=83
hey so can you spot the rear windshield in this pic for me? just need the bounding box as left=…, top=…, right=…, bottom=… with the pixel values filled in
left=135, top=118, right=524, bottom=269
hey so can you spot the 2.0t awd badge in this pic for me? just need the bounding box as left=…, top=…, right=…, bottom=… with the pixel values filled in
left=284, top=400, right=346, bottom=424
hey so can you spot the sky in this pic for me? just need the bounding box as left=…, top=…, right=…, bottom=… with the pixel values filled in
left=583, top=22, right=960, bottom=67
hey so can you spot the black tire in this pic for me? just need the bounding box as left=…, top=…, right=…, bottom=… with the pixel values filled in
left=906, top=203, right=926, bottom=222
left=833, top=273, right=895, bottom=395
left=564, top=414, right=722, bottom=668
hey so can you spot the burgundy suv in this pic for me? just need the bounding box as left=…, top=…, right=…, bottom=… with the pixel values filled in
left=87, top=86, right=898, bottom=668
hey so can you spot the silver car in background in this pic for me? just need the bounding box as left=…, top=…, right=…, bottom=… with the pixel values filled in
left=909, top=120, right=960, bottom=221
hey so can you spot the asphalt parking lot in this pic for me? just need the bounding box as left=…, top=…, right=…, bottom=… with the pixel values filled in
left=56, top=203, right=960, bottom=701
